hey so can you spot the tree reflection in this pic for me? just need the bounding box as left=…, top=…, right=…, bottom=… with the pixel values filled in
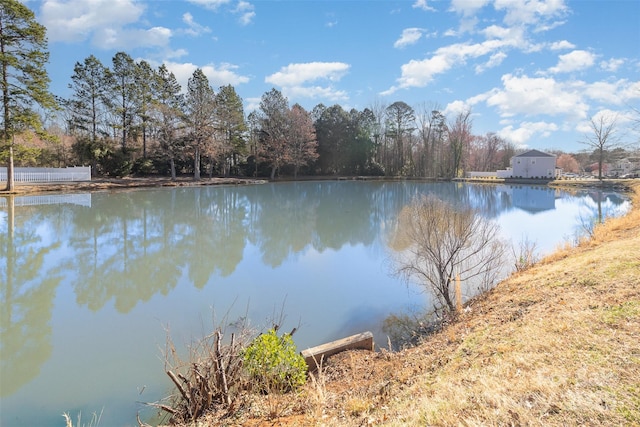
left=0, top=197, right=63, bottom=396
left=3, top=183, right=628, bottom=336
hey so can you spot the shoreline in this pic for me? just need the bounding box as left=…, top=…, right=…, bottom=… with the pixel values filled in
left=1, top=175, right=637, bottom=197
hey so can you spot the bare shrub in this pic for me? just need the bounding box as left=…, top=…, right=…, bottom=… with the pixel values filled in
left=152, top=321, right=254, bottom=424
left=512, top=235, right=539, bottom=272
left=389, top=195, right=506, bottom=313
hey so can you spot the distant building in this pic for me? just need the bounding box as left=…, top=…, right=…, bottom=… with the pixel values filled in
left=466, top=149, right=558, bottom=179
left=510, top=149, right=557, bottom=179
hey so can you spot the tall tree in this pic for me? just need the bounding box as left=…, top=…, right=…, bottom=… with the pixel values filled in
left=446, top=110, right=473, bottom=178
left=110, top=52, right=137, bottom=152
left=66, top=55, right=111, bottom=144
left=257, top=88, right=289, bottom=179
left=385, top=101, right=415, bottom=175
left=287, top=103, right=317, bottom=179
left=582, top=114, right=619, bottom=180
left=185, top=68, right=216, bottom=180
left=0, top=0, right=57, bottom=191
left=314, top=104, right=349, bottom=174
left=214, top=84, right=246, bottom=176
left=345, top=108, right=376, bottom=175
left=152, top=64, right=184, bottom=180
left=134, top=60, right=155, bottom=158
left=468, top=132, right=505, bottom=172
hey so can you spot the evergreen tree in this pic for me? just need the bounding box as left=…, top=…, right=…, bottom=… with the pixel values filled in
left=257, top=88, right=290, bottom=179
left=214, top=84, right=246, bottom=176
left=0, top=0, right=57, bottom=191
left=66, top=55, right=111, bottom=142
left=185, top=68, right=216, bottom=180
left=134, top=60, right=155, bottom=158
left=152, top=64, right=184, bottom=180
left=110, top=52, right=137, bottom=152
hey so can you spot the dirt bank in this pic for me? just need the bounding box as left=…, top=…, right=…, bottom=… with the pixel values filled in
left=0, top=176, right=267, bottom=196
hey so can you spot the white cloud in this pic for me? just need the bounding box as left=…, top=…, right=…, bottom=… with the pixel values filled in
left=283, top=86, right=349, bottom=102
left=582, top=79, right=640, bottom=105
left=266, top=62, right=350, bottom=101
left=486, top=73, right=589, bottom=120
left=384, top=38, right=514, bottom=94
left=548, top=50, right=596, bottom=73
left=497, top=121, right=559, bottom=145
left=182, top=12, right=212, bottom=36
left=234, top=1, right=255, bottom=25
left=244, top=97, right=261, bottom=113
left=475, top=51, right=507, bottom=73
left=164, top=61, right=250, bottom=91
left=548, top=40, right=575, bottom=50
left=600, top=58, right=625, bottom=72
left=187, top=0, right=231, bottom=10
left=449, top=0, right=490, bottom=17
left=266, top=62, right=350, bottom=86
left=413, top=0, right=436, bottom=12
left=394, top=28, right=424, bottom=49
left=443, top=100, right=472, bottom=117
left=94, top=26, right=172, bottom=50
left=41, top=0, right=145, bottom=43
left=494, top=0, right=568, bottom=28
left=575, top=109, right=622, bottom=133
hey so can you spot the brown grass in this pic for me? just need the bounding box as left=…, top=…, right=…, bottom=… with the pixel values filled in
left=177, top=181, right=640, bottom=427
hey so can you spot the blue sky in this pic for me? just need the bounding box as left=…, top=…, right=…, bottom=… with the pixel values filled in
left=26, top=0, right=640, bottom=153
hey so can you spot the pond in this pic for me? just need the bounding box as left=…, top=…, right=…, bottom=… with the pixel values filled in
left=0, top=181, right=631, bottom=426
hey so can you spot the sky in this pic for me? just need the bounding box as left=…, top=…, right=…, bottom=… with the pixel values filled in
left=24, top=0, right=640, bottom=153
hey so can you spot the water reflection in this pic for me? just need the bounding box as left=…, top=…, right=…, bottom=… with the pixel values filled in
left=1, top=196, right=63, bottom=397
left=0, top=182, right=631, bottom=426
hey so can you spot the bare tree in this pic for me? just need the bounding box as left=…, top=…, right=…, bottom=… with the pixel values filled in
left=581, top=114, right=619, bottom=180
left=389, top=195, right=506, bottom=313
left=287, top=103, right=317, bottom=179
left=446, top=110, right=473, bottom=178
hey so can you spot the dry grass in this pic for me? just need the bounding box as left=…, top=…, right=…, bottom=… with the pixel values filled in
left=175, top=181, right=640, bottom=427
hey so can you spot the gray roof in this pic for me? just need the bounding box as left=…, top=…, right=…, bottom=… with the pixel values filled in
left=514, top=149, right=555, bottom=158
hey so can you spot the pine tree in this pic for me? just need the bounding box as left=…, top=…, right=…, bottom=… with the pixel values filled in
left=66, top=55, right=111, bottom=142
left=185, top=69, right=216, bottom=180
left=215, top=84, right=246, bottom=176
left=152, top=64, right=184, bottom=180
left=1, top=0, right=57, bottom=191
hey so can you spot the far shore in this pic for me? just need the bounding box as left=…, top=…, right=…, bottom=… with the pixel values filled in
left=1, top=175, right=638, bottom=197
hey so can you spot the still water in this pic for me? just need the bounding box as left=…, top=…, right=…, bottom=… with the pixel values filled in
left=0, top=181, right=630, bottom=426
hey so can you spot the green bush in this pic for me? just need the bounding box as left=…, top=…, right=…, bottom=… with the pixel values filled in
left=242, top=328, right=307, bottom=393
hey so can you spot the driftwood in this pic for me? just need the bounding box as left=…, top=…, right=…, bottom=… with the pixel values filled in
left=301, top=331, right=374, bottom=371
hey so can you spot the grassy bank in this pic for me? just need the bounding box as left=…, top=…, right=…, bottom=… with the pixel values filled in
left=185, top=181, right=639, bottom=426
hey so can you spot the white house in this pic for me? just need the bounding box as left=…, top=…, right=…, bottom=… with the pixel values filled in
left=510, top=149, right=557, bottom=179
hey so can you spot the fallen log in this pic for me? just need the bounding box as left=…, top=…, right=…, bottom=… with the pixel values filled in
left=301, top=331, right=374, bottom=371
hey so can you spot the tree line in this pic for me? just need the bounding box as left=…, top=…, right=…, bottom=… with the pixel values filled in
left=2, top=0, right=637, bottom=190
left=5, top=49, right=522, bottom=181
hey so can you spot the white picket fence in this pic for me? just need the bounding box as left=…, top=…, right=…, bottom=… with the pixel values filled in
left=0, top=193, right=92, bottom=208
left=0, top=166, right=91, bottom=183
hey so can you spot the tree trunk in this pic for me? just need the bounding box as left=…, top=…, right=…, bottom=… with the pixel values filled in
left=170, top=157, right=176, bottom=181
left=194, top=146, right=201, bottom=180
left=270, top=165, right=277, bottom=180
left=4, top=144, right=14, bottom=192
